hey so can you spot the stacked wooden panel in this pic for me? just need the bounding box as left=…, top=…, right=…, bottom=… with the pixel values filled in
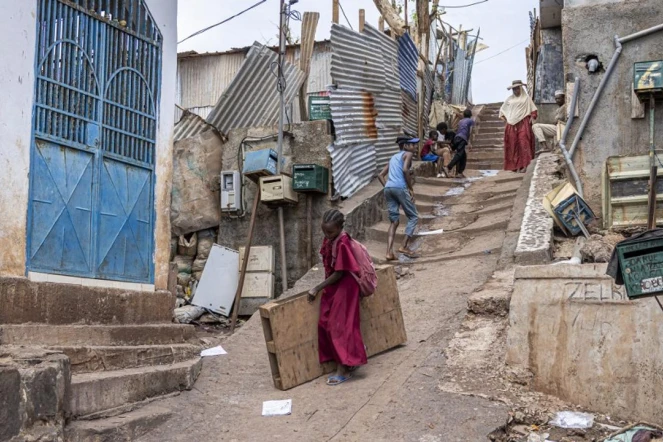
left=259, top=265, right=407, bottom=390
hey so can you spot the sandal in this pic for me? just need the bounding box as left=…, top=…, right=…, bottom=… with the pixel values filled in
left=327, top=374, right=352, bottom=386
left=398, top=248, right=420, bottom=259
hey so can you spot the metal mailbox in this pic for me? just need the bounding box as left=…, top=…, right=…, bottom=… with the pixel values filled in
left=292, top=164, right=329, bottom=194
left=634, top=60, right=663, bottom=94
left=260, top=175, right=298, bottom=205
left=243, top=148, right=278, bottom=182
left=616, top=236, right=663, bottom=299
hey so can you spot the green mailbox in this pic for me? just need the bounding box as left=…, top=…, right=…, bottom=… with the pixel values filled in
left=616, top=236, right=663, bottom=299
left=308, top=94, right=332, bottom=121
left=292, top=164, right=329, bottom=194
left=634, top=60, right=663, bottom=94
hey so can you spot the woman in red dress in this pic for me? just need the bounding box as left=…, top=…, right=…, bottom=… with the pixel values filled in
left=500, top=80, right=538, bottom=173
left=308, top=209, right=367, bottom=385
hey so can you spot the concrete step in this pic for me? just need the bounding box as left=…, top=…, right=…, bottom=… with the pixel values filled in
left=0, top=277, right=174, bottom=325
left=0, top=324, right=197, bottom=346
left=69, top=358, right=202, bottom=418
left=473, top=143, right=504, bottom=150
left=467, top=164, right=504, bottom=171
left=50, top=344, right=201, bottom=374
left=468, top=152, right=503, bottom=161
left=65, top=403, right=172, bottom=442
left=474, top=135, right=504, bottom=144
left=477, top=121, right=504, bottom=129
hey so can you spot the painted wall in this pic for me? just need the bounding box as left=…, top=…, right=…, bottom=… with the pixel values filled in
left=535, top=28, right=564, bottom=105
left=563, top=0, right=663, bottom=210
left=0, top=3, right=35, bottom=277
left=0, top=0, right=177, bottom=290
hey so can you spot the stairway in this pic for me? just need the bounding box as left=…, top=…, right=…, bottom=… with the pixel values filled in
left=361, top=169, right=524, bottom=265
left=0, top=281, right=202, bottom=441
left=467, top=102, right=505, bottom=171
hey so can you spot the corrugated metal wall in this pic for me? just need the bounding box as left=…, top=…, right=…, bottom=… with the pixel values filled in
left=205, top=42, right=305, bottom=135
left=398, top=33, right=419, bottom=101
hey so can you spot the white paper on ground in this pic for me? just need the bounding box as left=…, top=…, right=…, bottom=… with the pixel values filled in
left=418, top=228, right=444, bottom=236
left=549, top=411, right=594, bottom=429
left=200, top=345, right=227, bottom=357
left=262, top=399, right=292, bottom=416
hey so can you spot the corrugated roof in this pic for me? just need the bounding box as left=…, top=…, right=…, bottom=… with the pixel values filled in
left=330, top=88, right=379, bottom=147
left=330, top=24, right=385, bottom=93
left=205, top=42, right=305, bottom=135
left=398, top=33, right=418, bottom=100
left=174, top=111, right=214, bottom=142
left=177, top=40, right=331, bottom=59
left=364, top=24, right=400, bottom=91
left=328, top=143, right=376, bottom=198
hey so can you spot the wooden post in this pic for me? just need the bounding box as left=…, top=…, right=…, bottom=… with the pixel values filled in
left=404, top=0, right=408, bottom=30
left=332, top=0, right=339, bottom=24
left=359, top=9, right=365, bottom=32
left=298, top=12, right=319, bottom=121
left=230, top=188, right=261, bottom=333
left=379, top=16, right=384, bottom=32
left=306, top=194, right=313, bottom=269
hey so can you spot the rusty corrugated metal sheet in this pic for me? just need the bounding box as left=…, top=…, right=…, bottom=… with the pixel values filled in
left=205, top=42, right=305, bottom=134
left=330, top=24, right=385, bottom=93
left=402, top=90, right=418, bottom=136
left=174, top=111, right=213, bottom=142
left=364, top=25, right=403, bottom=169
left=330, top=88, right=379, bottom=147
left=398, top=33, right=418, bottom=100
left=328, top=143, right=376, bottom=198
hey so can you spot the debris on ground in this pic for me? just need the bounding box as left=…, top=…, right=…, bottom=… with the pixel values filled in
left=262, top=399, right=292, bottom=417
left=580, top=234, right=614, bottom=263
left=394, top=266, right=413, bottom=280
left=603, top=423, right=663, bottom=442
left=174, top=305, right=205, bottom=324
left=200, top=345, right=227, bottom=357
left=550, top=411, right=594, bottom=429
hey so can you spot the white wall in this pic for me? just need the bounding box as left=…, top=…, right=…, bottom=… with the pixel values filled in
left=146, top=0, right=178, bottom=290
left=0, top=1, right=36, bottom=277
left=0, top=0, right=177, bottom=290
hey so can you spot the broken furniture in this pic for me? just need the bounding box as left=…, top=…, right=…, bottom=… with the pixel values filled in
left=543, top=182, right=595, bottom=237
left=259, top=265, right=407, bottom=390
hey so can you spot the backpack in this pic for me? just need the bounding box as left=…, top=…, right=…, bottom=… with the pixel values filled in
left=332, top=233, right=378, bottom=297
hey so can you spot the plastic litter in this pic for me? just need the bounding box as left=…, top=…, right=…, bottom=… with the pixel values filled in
left=262, top=399, right=292, bottom=417
left=173, top=305, right=205, bottom=324
left=549, top=411, right=594, bottom=429
left=527, top=433, right=550, bottom=442
left=201, top=345, right=227, bottom=357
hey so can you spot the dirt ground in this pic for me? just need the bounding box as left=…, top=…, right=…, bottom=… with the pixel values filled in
left=139, top=171, right=618, bottom=442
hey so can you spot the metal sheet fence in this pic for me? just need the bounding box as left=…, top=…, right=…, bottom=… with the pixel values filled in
left=398, top=33, right=418, bottom=101
left=327, top=143, right=376, bottom=198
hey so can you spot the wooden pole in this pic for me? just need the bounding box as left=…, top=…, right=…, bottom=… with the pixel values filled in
left=359, top=9, right=365, bottom=32
left=307, top=194, right=313, bottom=269
left=332, top=0, right=339, bottom=24
left=378, top=16, right=384, bottom=32
left=230, top=188, right=261, bottom=333
left=404, top=0, right=408, bottom=31
left=298, top=12, right=319, bottom=122
left=648, top=95, right=657, bottom=230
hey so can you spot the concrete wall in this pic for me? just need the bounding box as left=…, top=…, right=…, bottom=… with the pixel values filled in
left=507, top=263, right=663, bottom=424
left=220, top=121, right=334, bottom=296
left=535, top=28, right=564, bottom=104
left=563, top=0, right=663, bottom=210
left=0, top=0, right=176, bottom=290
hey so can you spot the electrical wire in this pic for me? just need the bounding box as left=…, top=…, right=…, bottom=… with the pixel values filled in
left=440, top=0, right=488, bottom=8
left=178, top=0, right=267, bottom=45
left=338, top=0, right=354, bottom=30
left=473, top=39, right=529, bottom=65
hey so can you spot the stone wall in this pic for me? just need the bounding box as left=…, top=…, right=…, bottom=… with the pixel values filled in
left=563, top=0, right=663, bottom=210
left=507, top=263, right=663, bottom=424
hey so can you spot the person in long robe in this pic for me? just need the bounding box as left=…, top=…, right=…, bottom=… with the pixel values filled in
left=500, top=80, right=538, bottom=173
left=308, top=209, right=367, bottom=386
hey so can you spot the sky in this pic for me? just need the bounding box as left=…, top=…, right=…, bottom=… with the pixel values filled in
left=177, top=0, right=538, bottom=104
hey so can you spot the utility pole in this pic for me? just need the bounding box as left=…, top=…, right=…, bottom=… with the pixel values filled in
left=276, top=0, right=289, bottom=291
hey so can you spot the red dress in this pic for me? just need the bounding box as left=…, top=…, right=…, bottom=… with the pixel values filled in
left=318, top=233, right=368, bottom=367
left=503, top=112, right=537, bottom=171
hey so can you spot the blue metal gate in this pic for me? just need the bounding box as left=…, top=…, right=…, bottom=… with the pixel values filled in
left=27, top=0, right=162, bottom=283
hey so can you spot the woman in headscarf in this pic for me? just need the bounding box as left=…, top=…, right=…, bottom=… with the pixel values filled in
left=500, top=80, right=538, bottom=173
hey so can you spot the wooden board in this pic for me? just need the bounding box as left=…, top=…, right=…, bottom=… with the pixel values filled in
left=259, top=265, right=407, bottom=390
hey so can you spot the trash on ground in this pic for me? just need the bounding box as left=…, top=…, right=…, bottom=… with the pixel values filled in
left=201, top=345, right=227, bottom=357
left=603, top=423, right=663, bottom=442
left=543, top=182, right=595, bottom=237
left=174, top=305, right=206, bottom=324
left=262, top=399, right=292, bottom=417
left=418, top=228, right=444, bottom=236
left=527, top=433, right=550, bottom=442
left=549, top=411, right=594, bottom=429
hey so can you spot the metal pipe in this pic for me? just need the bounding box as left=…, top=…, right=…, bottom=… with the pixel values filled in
left=558, top=77, right=584, bottom=197
left=568, top=36, right=622, bottom=159
left=619, top=23, right=663, bottom=44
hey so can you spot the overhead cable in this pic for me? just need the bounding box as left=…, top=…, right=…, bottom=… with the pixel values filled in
left=178, top=0, right=268, bottom=45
